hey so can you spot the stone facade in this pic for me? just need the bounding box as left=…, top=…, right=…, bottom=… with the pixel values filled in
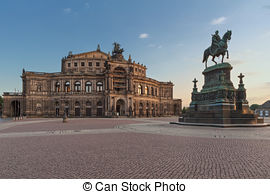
left=2, top=44, right=181, bottom=118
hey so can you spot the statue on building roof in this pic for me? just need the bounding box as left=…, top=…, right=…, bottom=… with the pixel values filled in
left=97, top=44, right=101, bottom=51
left=112, top=42, right=124, bottom=56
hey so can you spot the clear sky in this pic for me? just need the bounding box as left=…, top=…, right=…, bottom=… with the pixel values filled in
left=0, top=0, right=269, bottom=107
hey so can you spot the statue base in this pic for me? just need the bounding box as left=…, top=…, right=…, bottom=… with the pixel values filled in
left=179, top=62, right=264, bottom=126
left=179, top=109, right=263, bottom=125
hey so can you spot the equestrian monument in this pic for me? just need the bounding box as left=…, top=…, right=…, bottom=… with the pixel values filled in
left=179, top=30, right=265, bottom=126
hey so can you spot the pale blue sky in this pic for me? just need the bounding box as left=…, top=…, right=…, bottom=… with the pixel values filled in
left=0, top=0, right=269, bottom=106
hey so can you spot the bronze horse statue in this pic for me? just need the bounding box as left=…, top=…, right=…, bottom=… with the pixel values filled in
left=112, top=42, right=124, bottom=56
left=202, top=30, right=232, bottom=68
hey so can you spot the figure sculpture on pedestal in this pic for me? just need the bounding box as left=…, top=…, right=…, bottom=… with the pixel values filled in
left=203, top=30, right=232, bottom=68
left=211, top=30, right=221, bottom=54
left=176, top=30, right=265, bottom=126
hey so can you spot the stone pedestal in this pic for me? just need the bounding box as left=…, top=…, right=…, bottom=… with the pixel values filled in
left=181, top=62, right=263, bottom=125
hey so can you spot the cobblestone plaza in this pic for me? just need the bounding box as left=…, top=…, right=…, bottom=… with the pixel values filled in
left=0, top=117, right=270, bottom=178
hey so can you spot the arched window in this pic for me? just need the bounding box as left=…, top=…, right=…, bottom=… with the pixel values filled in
left=86, top=101, right=92, bottom=107
left=138, top=85, right=142, bottom=95
left=96, top=82, right=103, bottom=92
left=85, top=81, right=92, bottom=93
left=65, top=81, right=70, bottom=92
left=74, top=81, right=81, bottom=92
left=155, top=88, right=157, bottom=96
left=55, top=82, right=60, bottom=92
left=151, top=87, right=154, bottom=96
left=75, top=101, right=80, bottom=107
left=97, top=101, right=102, bottom=106
left=145, top=86, right=148, bottom=95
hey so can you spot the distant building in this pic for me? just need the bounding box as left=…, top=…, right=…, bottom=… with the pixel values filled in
left=2, top=43, right=182, bottom=118
left=255, top=100, right=270, bottom=117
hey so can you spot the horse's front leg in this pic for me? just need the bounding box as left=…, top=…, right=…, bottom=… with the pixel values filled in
left=227, top=50, right=229, bottom=59
left=212, top=56, right=217, bottom=64
left=221, top=54, right=224, bottom=63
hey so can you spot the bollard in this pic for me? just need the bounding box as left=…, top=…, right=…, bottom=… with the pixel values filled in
left=63, top=113, right=68, bottom=123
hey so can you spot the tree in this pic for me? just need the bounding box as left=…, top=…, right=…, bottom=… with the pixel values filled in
left=250, top=104, right=259, bottom=111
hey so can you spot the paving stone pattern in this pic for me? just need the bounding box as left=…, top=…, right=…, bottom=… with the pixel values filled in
left=0, top=117, right=270, bottom=178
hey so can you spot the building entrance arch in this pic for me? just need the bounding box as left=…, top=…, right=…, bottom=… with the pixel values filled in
left=96, top=101, right=103, bottom=117
left=116, top=99, right=125, bottom=116
left=75, top=101, right=81, bottom=117
left=11, top=100, right=20, bottom=117
left=139, top=103, right=144, bottom=117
